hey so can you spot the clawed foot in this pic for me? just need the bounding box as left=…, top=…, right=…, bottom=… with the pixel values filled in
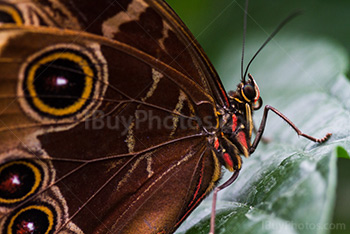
left=316, top=133, right=332, bottom=143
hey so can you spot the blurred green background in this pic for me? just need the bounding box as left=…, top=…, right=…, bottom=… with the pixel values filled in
left=166, top=0, right=350, bottom=233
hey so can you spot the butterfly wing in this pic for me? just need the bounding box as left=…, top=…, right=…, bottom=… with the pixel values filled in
left=0, top=0, right=230, bottom=107
left=0, top=0, right=227, bottom=233
left=0, top=25, right=221, bottom=233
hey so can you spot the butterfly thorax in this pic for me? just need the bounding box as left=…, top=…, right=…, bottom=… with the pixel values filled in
left=212, top=74, right=262, bottom=172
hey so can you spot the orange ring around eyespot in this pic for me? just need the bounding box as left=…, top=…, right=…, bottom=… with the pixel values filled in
left=0, top=4, right=23, bottom=25
left=0, top=161, right=42, bottom=204
left=26, top=52, right=94, bottom=116
left=7, top=205, right=55, bottom=234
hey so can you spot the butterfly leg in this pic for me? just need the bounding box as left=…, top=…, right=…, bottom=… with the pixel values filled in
left=253, top=121, right=271, bottom=143
left=209, top=170, right=240, bottom=234
left=250, top=105, right=332, bottom=154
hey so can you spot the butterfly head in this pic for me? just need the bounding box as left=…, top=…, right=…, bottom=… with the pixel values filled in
left=229, top=73, right=262, bottom=110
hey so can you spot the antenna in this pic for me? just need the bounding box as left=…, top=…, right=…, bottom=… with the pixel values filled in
left=243, top=10, right=303, bottom=81
left=241, top=0, right=249, bottom=82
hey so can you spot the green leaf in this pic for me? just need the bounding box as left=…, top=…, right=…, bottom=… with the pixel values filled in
left=175, top=35, right=350, bottom=234
left=336, top=147, right=350, bottom=159
left=166, top=1, right=350, bottom=233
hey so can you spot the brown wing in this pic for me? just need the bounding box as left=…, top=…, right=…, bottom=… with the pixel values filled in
left=0, top=0, right=228, bottom=233
left=0, top=26, right=221, bottom=233
left=0, top=0, right=230, bottom=107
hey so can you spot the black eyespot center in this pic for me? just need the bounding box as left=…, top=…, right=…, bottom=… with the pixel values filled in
left=22, top=49, right=97, bottom=118
left=0, top=160, right=43, bottom=206
left=0, top=4, right=22, bottom=25
left=0, top=10, right=15, bottom=23
left=5, top=204, right=57, bottom=234
left=33, top=58, right=86, bottom=109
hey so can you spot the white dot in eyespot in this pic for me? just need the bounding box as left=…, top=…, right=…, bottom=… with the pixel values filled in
left=11, top=175, right=20, bottom=185
left=56, top=77, right=68, bottom=86
left=26, top=222, right=35, bottom=231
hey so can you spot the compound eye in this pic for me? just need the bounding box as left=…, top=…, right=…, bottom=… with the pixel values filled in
left=253, top=97, right=263, bottom=110
left=242, top=84, right=256, bottom=101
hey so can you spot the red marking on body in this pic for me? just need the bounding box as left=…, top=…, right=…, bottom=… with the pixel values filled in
left=237, top=131, right=248, bottom=150
left=214, top=138, right=220, bottom=150
left=220, top=88, right=230, bottom=107
left=187, top=159, right=205, bottom=208
left=223, top=153, right=233, bottom=169
left=0, top=173, right=21, bottom=193
left=231, top=114, right=237, bottom=132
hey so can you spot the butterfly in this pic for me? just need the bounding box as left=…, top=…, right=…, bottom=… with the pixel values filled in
left=0, top=0, right=331, bottom=233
